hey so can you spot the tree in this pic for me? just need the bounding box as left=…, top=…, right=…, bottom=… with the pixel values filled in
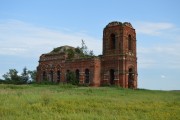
left=75, top=47, right=82, bottom=54
left=2, top=69, right=21, bottom=84
left=28, top=70, right=37, bottom=82
left=89, top=50, right=94, bottom=57
left=79, top=40, right=95, bottom=57
left=66, top=71, right=79, bottom=85
left=21, top=67, right=29, bottom=83
left=67, top=49, right=75, bottom=59
left=2, top=68, right=37, bottom=84
left=81, top=39, right=88, bottom=55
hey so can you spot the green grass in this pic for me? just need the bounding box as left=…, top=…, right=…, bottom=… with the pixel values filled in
left=0, top=84, right=180, bottom=120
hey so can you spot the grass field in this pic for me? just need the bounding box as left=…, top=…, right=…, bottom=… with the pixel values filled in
left=0, top=84, right=180, bottom=120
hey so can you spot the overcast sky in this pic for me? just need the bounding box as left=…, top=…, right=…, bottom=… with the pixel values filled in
left=0, top=0, right=180, bottom=90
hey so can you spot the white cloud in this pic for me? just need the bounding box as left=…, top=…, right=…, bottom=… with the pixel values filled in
left=136, top=21, right=180, bottom=69
left=161, top=75, right=166, bottom=79
left=0, top=20, right=102, bottom=57
left=135, top=21, right=174, bottom=36
left=138, top=58, right=157, bottom=69
left=138, top=45, right=180, bottom=69
left=0, top=47, right=27, bottom=55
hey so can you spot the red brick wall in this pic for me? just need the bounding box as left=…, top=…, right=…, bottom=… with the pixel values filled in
left=37, top=56, right=101, bottom=86
left=101, top=22, right=137, bottom=88
left=36, top=21, right=138, bottom=89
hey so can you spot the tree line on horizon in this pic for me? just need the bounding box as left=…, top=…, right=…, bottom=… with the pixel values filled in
left=0, top=67, right=36, bottom=84
left=0, top=68, right=81, bottom=85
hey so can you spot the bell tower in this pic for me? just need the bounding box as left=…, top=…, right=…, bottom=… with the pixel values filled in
left=101, top=21, right=137, bottom=88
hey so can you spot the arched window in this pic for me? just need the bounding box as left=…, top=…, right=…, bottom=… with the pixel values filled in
left=85, top=69, right=90, bottom=83
left=50, top=70, right=53, bottom=82
left=110, top=34, right=116, bottom=49
left=110, top=69, right=115, bottom=85
left=43, top=71, right=46, bottom=80
left=66, top=70, right=70, bottom=83
left=57, top=70, right=60, bottom=83
left=76, top=69, right=80, bottom=82
left=128, top=68, right=134, bottom=88
left=128, top=35, right=132, bottom=50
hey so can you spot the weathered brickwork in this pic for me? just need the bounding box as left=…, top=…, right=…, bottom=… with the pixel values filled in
left=101, top=22, right=137, bottom=88
left=36, top=21, right=138, bottom=88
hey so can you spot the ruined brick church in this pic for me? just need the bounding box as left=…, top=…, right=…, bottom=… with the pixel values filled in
left=36, top=21, right=138, bottom=88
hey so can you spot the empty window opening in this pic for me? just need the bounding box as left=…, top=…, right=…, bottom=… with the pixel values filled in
left=110, top=69, right=115, bottom=85
left=128, top=35, right=132, bottom=50
left=43, top=71, right=47, bottom=81
left=50, top=70, right=53, bottom=82
left=110, top=34, right=116, bottom=49
left=57, top=70, right=60, bottom=83
left=76, top=69, right=80, bottom=83
left=128, top=68, right=134, bottom=88
left=66, top=70, right=70, bottom=83
left=85, top=69, right=90, bottom=83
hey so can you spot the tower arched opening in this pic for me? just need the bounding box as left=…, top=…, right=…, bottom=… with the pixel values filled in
left=110, top=34, right=116, bottom=49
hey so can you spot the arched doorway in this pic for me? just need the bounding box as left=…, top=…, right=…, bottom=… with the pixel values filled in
left=128, top=68, right=134, bottom=88
left=110, top=69, right=115, bottom=85
left=42, top=71, right=46, bottom=81
left=50, top=70, right=53, bottom=82
left=85, top=69, right=90, bottom=84
left=76, top=69, right=80, bottom=83
left=57, top=70, right=60, bottom=83
left=66, top=70, right=70, bottom=83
